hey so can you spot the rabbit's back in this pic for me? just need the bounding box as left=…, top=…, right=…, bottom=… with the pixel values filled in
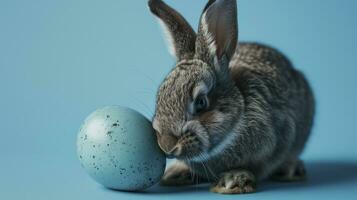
left=230, top=42, right=314, bottom=142
left=225, top=42, right=315, bottom=178
left=230, top=43, right=310, bottom=105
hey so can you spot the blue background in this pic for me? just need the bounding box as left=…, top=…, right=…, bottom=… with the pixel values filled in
left=1, top=0, right=356, bottom=199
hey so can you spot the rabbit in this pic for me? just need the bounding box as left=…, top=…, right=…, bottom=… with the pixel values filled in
left=148, top=0, right=315, bottom=194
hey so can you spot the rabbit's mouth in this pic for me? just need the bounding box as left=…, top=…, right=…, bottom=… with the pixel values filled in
left=167, top=131, right=210, bottom=161
left=156, top=127, right=210, bottom=160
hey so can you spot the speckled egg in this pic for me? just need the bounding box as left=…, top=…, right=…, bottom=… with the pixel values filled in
left=77, top=106, right=166, bottom=191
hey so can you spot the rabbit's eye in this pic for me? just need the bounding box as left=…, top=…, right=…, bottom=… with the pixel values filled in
left=194, top=95, right=208, bottom=114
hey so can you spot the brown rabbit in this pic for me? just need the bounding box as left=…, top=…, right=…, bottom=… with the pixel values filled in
left=149, top=0, right=315, bottom=194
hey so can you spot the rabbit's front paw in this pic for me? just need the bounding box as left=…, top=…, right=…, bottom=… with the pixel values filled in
left=271, top=159, right=306, bottom=182
left=160, top=161, right=202, bottom=186
left=210, top=170, right=256, bottom=194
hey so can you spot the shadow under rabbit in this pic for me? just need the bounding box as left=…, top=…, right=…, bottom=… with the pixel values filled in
left=104, top=160, right=357, bottom=194
left=261, top=160, right=357, bottom=192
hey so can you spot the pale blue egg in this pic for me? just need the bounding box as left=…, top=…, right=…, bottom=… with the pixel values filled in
left=77, top=106, right=166, bottom=191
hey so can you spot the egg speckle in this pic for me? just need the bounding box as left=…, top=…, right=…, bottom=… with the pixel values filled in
left=77, top=106, right=166, bottom=191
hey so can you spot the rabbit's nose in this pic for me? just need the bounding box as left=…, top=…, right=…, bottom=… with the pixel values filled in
left=166, top=145, right=182, bottom=158
left=157, top=133, right=178, bottom=155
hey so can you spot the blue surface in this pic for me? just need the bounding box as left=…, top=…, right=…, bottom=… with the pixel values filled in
left=1, top=0, right=356, bottom=199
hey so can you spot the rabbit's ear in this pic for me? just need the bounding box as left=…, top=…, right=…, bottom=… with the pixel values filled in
left=148, top=0, right=196, bottom=61
left=195, top=0, right=238, bottom=67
